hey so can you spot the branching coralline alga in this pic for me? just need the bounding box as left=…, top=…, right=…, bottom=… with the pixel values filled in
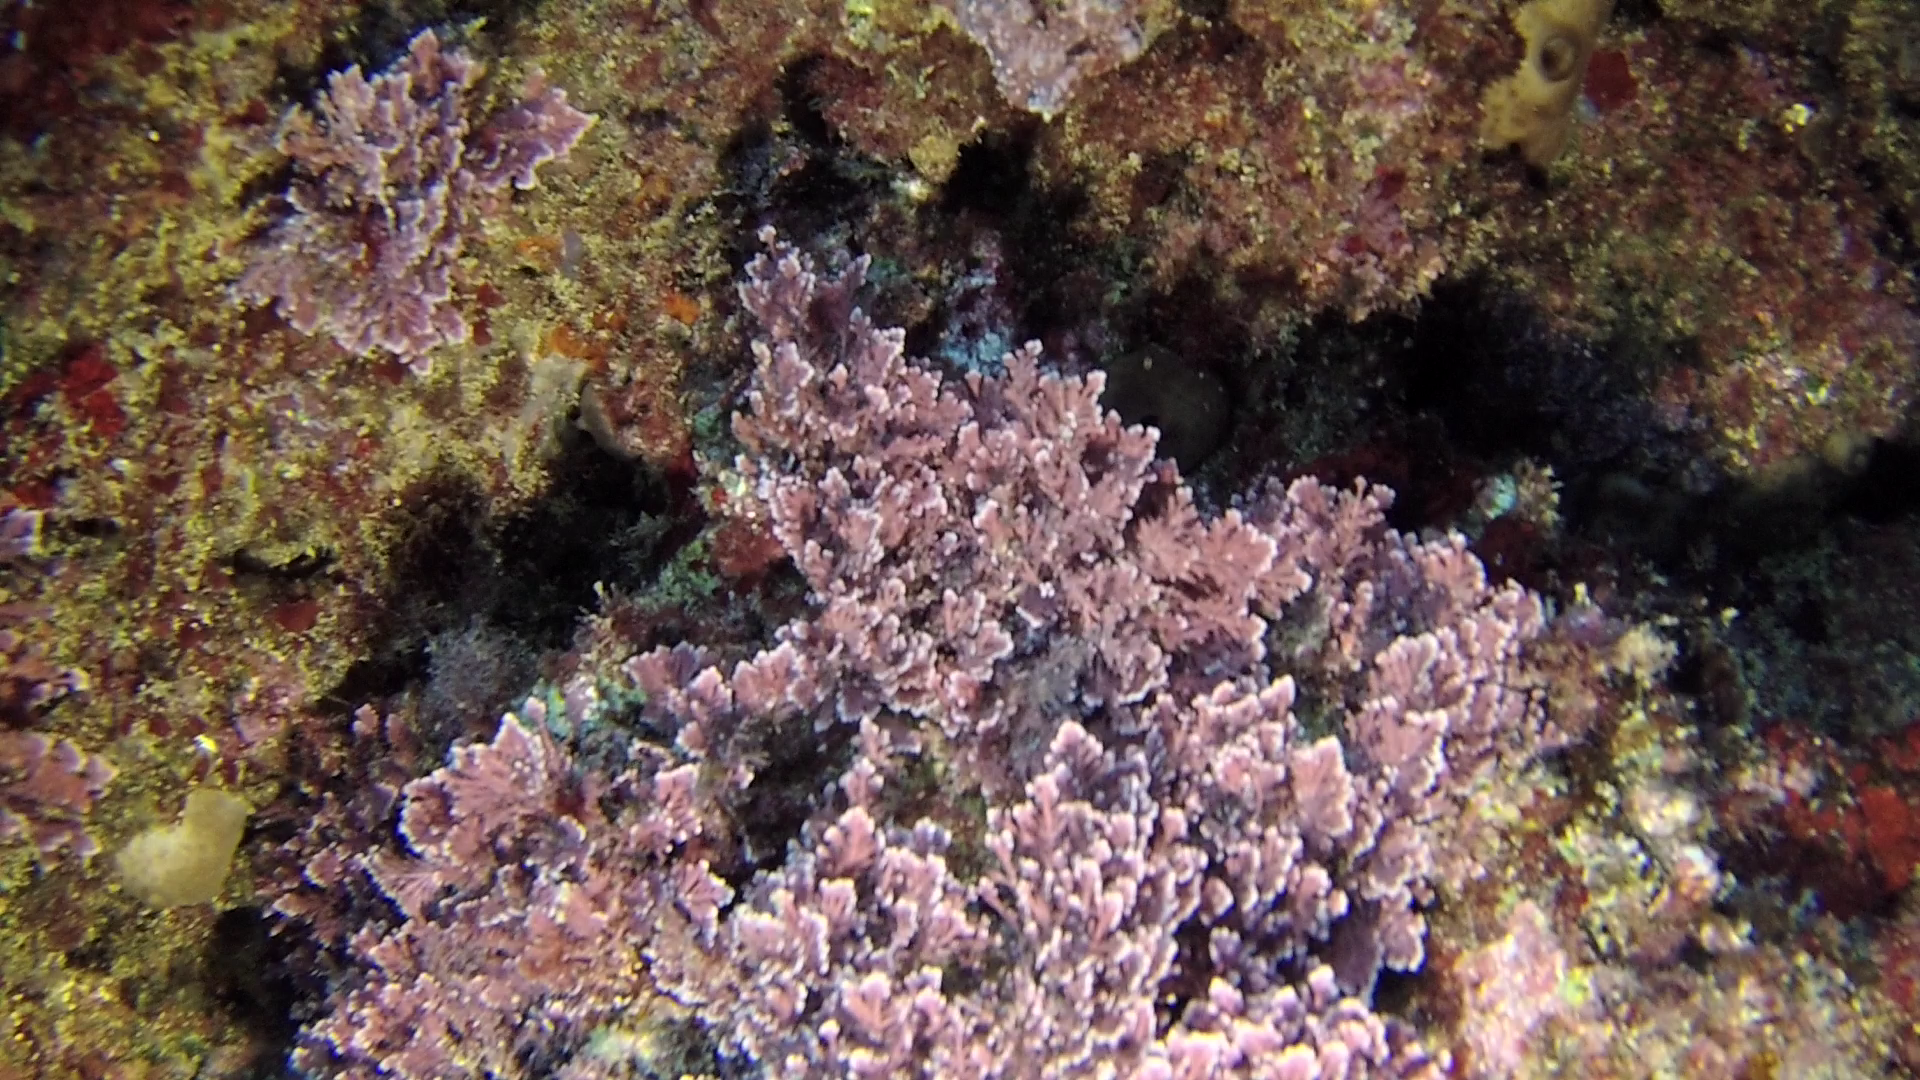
left=236, top=30, right=592, bottom=372
left=282, top=234, right=1558, bottom=1079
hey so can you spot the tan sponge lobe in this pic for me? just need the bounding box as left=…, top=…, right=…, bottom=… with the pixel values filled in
left=115, top=788, right=250, bottom=907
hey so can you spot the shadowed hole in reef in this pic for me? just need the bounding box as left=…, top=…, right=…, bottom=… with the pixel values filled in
left=1178, top=0, right=1230, bottom=17
left=1389, top=278, right=1685, bottom=486
left=205, top=907, right=303, bottom=1071
left=714, top=55, right=889, bottom=258
left=1834, top=432, right=1920, bottom=523
left=1376, top=278, right=1919, bottom=564
left=321, top=433, right=685, bottom=727
left=941, top=127, right=1041, bottom=217
left=1356, top=275, right=1753, bottom=559
left=271, top=0, right=551, bottom=112
left=728, top=720, right=857, bottom=887
left=934, top=126, right=1095, bottom=337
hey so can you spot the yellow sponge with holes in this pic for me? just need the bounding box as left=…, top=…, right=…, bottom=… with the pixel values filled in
left=1481, top=0, right=1614, bottom=165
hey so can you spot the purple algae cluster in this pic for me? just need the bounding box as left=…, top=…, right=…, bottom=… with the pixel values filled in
left=935, top=0, right=1151, bottom=118
left=236, top=31, right=592, bottom=373
left=0, top=727, right=116, bottom=860
left=285, top=235, right=1554, bottom=1079
left=1, top=513, right=110, bottom=861
left=0, top=602, right=108, bottom=860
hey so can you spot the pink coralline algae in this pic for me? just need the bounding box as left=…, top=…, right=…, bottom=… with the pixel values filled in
left=235, top=30, right=592, bottom=372
left=937, top=0, right=1150, bottom=118
left=1450, top=902, right=1576, bottom=1078
left=286, top=235, right=1557, bottom=1078
left=0, top=505, right=41, bottom=563
left=0, top=619, right=108, bottom=859
left=291, top=702, right=732, bottom=1080
left=0, top=617, right=84, bottom=728
left=0, top=730, right=116, bottom=859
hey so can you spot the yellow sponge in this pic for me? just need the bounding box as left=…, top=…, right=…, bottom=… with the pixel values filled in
left=1481, top=0, right=1614, bottom=166
left=115, top=788, right=250, bottom=907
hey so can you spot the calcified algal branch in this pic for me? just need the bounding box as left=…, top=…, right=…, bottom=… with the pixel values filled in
left=286, top=232, right=1555, bottom=1079
left=237, top=30, right=592, bottom=372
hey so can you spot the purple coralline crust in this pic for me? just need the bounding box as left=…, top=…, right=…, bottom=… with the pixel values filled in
left=290, top=234, right=1555, bottom=1078
left=0, top=621, right=86, bottom=727
left=0, top=618, right=106, bottom=860
left=936, top=0, right=1148, bottom=117
left=0, top=730, right=115, bottom=859
left=235, top=30, right=592, bottom=373
left=0, top=506, right=42, bottom=564
left=1451, top=902, right=1573, bottom=1077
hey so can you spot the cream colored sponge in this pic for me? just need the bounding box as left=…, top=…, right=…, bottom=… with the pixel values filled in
left=115, top=788, right=250, bottom=907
